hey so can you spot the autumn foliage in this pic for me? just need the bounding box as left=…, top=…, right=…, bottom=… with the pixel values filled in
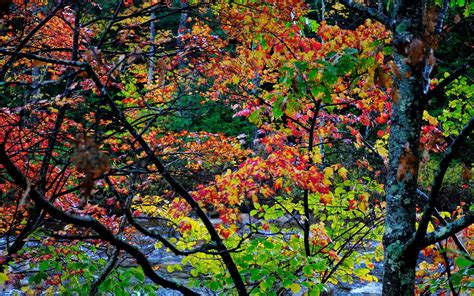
left=0, top=0, right=472, bottom=295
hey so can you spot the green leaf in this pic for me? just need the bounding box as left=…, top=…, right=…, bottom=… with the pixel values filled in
left=336, top=54, right=356, bottom=75
left=308, top=19, right=320, bottom=33
left=303, top=265, right=313, bottom=276
left=259, top=280, right=270, bottom=291
left=248, top=109, right=261, bottom=125
left=383, top=46, right=393, bottom=55
left=455, top=257, right=473, bottom=269
left=451, top=273, right=461, bottom=286
left=313, top=260, right=326, bottom=272
left=209, top=281, right=220, bottom=291
left=273, top=102, right=284, bottom=119
left=311, top=85, right=331, bottom=104
left=335, top=187, right=346, bottom=196
left=190, top=269, right=199, bottom=277
left=323, top=64, right=337, bottom=85
left=135, top=268, right=145, bottom=282
left=294, top=61, right=308, bottom=71
left=312, top=283, right=325, bottom=294
left=260, top=276, right=275, bottom=291
left=31, top=272, right=46, bottom=284
left=282, top=278, right=292, bottom=288
left=369, top=40, right=382, bottom=48
left=250, top=268, right=260, bottom=281
left=263, top=240, right=275, bottom=249
left=261, top=38, right=268, bottom=50
left=39, top=261, right=49, bottom=272
left=354, top=268, right=370, bottom=277
left=308, top=69, right=318, bottom=81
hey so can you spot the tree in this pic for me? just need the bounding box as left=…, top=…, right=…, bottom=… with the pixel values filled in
left=339, top=0, right=473, bottom=294
left=0, top=0, right=472, bottom=295
left=0, top=1, right=248, bottom=294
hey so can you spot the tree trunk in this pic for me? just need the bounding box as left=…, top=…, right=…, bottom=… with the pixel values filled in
left=382, top=51, right=423, bottom=295
left=147, top=8, right=156, bottom=83
left=379, top=1, right=427, bottom=293
left=176, top=1, right=188, bottom=69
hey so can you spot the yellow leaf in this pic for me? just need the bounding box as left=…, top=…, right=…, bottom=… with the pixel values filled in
left=48, top=107, right=59, bottom=113
left=0, top=272, right=8, bottom=285
left=324, top=167, right=334, bottom=178
left=322, top=178, right=331, bottom=186
left=21, top=286, right=35, bottom=295
left=251, top=194, right=258, bottom=203
left=423, top=110, right=439, bottom=126
left=439, top=211, right=451, bottom=219
left=358, top=199, right=368, bottom=212
left=45, top=286, right=56, bottom=296
left=289, top=283, right=301, bottom=294
left=228, top=193, right=239, bottom=205
left=232, top=75, right=240, bottom=84
left=427, top=222, right=435, bottom=232
left=375, top=139, right=388, bottom=159
left=312, top=151, right=323, bottom=164
left=338, top=167, right=348, bottom=179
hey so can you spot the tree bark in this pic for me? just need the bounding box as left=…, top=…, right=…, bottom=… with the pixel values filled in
left=382, top=51, right=424, bottom=296
left=376, top=1, right=428, bottom=293
left=147, top=8, right=156, bottom=83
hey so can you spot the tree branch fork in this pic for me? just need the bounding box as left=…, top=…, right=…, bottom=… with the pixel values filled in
left=0, top=144, right=200, bottom=295
left=0, top=50, right=248, bottom=294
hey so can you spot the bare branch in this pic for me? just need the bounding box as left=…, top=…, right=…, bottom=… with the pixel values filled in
left=420, top=214, right=474, bottom=249
left=340, top=0, right=396, bottom=29
left=417, top=189, right=470, bottom=256
left=96, top=0, right=124, bottom=49
left=0, top=49, right=88, bottom=68
left=437, top=241, right=460, bottom=296
left=413, top=116, right=474, bottom=247
left=425, top=60, right=473, bottom=101
left=89, top=249, right=120, bottom=296
left=103, top=176, right=221, bottom=256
